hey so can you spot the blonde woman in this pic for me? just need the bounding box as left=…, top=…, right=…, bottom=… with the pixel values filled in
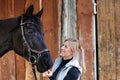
left=43, top=38, right=86, bottom=80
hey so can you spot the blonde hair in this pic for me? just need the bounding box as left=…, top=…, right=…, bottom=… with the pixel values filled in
left=64, top=38, right=86, bottom=73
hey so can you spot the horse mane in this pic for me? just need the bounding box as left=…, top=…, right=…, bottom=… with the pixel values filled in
left=0, top=16, right=20, bottom=57
left=0, top=16, right=20, bottom=36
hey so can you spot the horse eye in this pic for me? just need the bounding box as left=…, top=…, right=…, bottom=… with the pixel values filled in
left=27, top=29, right=34, bottom=34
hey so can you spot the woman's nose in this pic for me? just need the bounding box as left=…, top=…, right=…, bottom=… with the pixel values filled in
left=61, top=46, right=64, bottom=49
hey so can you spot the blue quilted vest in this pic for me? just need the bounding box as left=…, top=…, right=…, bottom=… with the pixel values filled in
left=52, top=57, right=82, bottom=80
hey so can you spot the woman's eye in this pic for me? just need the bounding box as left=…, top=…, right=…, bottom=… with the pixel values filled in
left=65, top=45, right=68, bottom=48
left=61, top=44, right=68, bottom=48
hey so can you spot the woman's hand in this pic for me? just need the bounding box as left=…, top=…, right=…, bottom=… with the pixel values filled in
left=42, top=69, right=53, bottom=77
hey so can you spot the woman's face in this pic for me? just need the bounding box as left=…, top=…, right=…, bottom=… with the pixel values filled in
left=60, top=41, right=73, bottom=60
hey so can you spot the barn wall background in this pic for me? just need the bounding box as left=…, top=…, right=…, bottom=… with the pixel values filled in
left=97, top=0, right=120, bottom=80
left=0, top=0, right=94, bottom=80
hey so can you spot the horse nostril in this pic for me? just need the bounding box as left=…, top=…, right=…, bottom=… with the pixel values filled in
left=29, top=56, right=36, bottom=64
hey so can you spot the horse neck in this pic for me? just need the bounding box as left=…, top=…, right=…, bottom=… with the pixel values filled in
left=0, top=16, right=21, bottom=57
left=0, top=16, right=21, bottom=36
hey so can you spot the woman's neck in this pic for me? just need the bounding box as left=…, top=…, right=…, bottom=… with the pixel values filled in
left=63, top=56, right=73, bottom=60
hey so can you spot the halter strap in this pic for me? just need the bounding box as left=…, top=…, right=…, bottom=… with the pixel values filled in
left=20, top=16, right=49, bottom=55
left=20, top=16, right=48, bottom=80
left=20, top=22, right=38, bottom=27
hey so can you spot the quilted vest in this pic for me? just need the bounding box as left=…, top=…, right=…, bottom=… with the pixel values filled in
left=52, top=57, right=82, bottom=80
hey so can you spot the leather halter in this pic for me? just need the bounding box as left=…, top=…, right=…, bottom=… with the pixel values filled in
left=20, top=16, right=48, bottom=80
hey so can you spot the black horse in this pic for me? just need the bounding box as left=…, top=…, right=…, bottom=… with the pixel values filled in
left=0, top=5, right=53, bottom=75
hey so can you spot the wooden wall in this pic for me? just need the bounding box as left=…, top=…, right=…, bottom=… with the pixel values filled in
left=77, top=0, right=93, bottom=80
left=0, top=0, right=94, bottom=80
left=97, top=0, right=120, bottom=80
left=61, top=0, right=94, bottom=80
left=0, top=0, right=119, bottom=80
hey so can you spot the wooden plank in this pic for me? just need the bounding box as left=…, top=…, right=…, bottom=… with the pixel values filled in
left=77, top=0, right=93, bottom=80
left=0, top=0, right=16, bottom=80
left=42, top=0, right=59, bottom=61
left=42, top=0, right=59, bottom=80
left=14, top=0, right=26, bottom=80
left=61, top=0, right=77, bottom=42
left=1, top=51, right=16, bottom=80
left=0, top=59, right=1, bottom=80
left=115, top=0, right=120, bottom=80
left=0, top=0, right=7, bottom=19
left=97, top=0, right=117, bottom=79
left=0, top=1, right=2, bottom=80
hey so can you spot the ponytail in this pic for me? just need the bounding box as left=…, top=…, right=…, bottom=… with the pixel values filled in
left=80, top=47, right=86, bottom=73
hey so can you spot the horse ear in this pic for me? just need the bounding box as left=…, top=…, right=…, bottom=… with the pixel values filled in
left=35, top=8, right=43, bottom=18
left=25, top=5, right=34, bottom=15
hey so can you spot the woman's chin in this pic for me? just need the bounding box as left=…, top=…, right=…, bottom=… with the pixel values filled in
left=59, top=53, right=63, bottom=57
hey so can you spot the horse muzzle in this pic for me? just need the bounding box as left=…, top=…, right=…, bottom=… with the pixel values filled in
left=36, top=52, right=53, bottom=73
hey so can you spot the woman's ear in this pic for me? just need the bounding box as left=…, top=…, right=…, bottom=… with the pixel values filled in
left=35, top=8, right=43, bottom=18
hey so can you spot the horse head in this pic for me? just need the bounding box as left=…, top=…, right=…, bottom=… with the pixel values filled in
left=0, top=5, right=53, bottom=73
